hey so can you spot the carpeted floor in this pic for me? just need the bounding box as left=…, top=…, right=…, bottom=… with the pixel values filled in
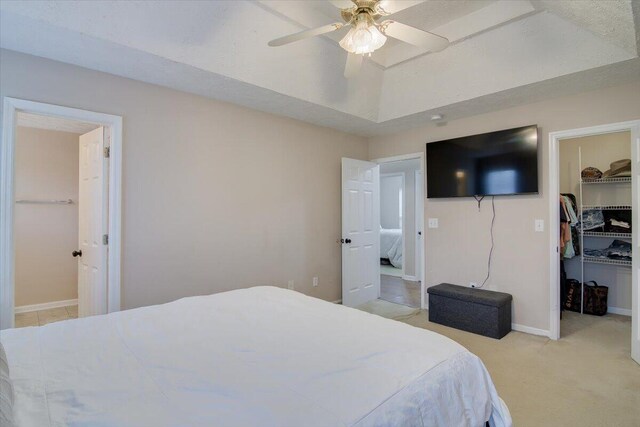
left=357, top=299, right=640, bottom=427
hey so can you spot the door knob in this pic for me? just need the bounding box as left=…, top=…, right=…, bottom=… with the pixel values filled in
left=72, top=250, right=82, bottom=257
left=345, top=238, right=352, bottom=244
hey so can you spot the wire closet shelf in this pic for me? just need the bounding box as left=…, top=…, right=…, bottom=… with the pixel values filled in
left=576, top=147, right=633, bottom=313
left=15, top=199, right=74, bottom=205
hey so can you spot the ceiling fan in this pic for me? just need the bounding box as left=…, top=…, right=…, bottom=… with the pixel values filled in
left=268, top=0, right=449, bottom=78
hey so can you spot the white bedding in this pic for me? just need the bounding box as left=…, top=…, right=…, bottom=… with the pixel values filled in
left=0, top=286, right=511, bottom=427
left=380, top=228, right=403, bottom=268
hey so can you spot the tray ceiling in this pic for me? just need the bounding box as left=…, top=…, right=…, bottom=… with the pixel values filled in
left=1, top=0, right=638, bottom=136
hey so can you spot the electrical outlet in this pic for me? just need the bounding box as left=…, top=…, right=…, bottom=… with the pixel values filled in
left=312, top=277, right=318, bottom=287
left=469, top=282, right=478, bottom=288
left=287, top=280, right=294, bottom=290
left=428, top=218, right=439, bottom=228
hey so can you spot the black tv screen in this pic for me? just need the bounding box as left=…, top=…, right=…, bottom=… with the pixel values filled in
left=426, top=125, right=539, bottom=198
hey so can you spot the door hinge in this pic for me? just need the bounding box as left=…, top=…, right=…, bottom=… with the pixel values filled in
left=104, top=146, right=110, bottom=158
left=103, top=234, right=109, bottom=245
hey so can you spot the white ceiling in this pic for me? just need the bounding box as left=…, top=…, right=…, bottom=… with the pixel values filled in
left=1, top=1, right=638, bottom=136
left=17, top=112, right=99, bottom=134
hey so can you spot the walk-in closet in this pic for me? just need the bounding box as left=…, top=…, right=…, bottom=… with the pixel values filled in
left=558, top=131, right=632, bottom=337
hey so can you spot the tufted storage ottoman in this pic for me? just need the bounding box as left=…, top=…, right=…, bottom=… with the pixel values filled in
left=427, top=283, right=512, bottom=339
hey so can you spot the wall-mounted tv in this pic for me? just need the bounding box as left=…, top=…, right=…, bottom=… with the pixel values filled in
left=426, top=125, right=539, bottom=198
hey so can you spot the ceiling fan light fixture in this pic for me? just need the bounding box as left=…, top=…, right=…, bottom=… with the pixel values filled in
left=268, top=1, right=450, bottom=79
left=339, top=16, right=387, bottom=55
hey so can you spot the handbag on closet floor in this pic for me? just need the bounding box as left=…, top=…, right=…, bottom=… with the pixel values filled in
left=564, top=279, right=582, bottom=312
left=583, top=281, right=608, bottom=316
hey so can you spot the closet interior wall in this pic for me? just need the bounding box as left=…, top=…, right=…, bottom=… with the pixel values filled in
left=14, top=126, right=79, bottom=308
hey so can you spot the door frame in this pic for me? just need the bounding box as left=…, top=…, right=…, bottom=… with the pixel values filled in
left=372, top=152, right=426, bottom=309
left=415, top=169, right=424, bottom=289
left=380, top=171, right=406, bottom=278
left=548, top=120, right=640, bottom=348
left=0, top=97, right=123, bottom=329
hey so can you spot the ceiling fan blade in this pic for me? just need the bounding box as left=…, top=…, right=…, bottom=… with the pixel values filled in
left=344, top=52, right=363, bottom=78
left=375, top=0, right=425, bottom=16
left=268, top=23, right=344, bottom=47
left=380, top=20, right=449, bottom=52
left=330, top=0, right=355, bottom=9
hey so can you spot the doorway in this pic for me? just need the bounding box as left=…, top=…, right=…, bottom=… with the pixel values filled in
left=548, top=120, right=640, bottom=364
left=0, top=98, right=123, bottom=330
left=378, top=158, right=423, bottom=308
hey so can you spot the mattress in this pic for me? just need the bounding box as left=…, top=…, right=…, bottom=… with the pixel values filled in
left=0, top=286, right=511, bottom=426
left=380, top=228, right=403, bottom=268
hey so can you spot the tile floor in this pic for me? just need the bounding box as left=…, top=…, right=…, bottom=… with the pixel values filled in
left=380, top=274, right=421, bottom=308
left=379, top=264, right=403, bottom=277
left=15, top=305, right=78, bottom=328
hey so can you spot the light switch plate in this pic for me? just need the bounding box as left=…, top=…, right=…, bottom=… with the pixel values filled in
left=535, top=219, right=544, bottom=232
left=428, top=218, right=439, bottom=228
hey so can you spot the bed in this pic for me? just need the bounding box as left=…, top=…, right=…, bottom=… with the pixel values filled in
left=380, top=227, right=403, bottom=268
left=0, top=286, right=511, bottom=426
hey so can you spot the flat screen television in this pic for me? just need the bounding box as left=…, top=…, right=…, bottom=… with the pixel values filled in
left=426, top=125, right=539, bottom=198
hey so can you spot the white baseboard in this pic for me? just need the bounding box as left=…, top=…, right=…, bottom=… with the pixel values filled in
left=502, top=310, right=629, bottom=338
left=511, top=323, right=550, bottom=337
left=402, top=275, right=418, bottom=282
left=608, top=306, right=631, bottom=316
left=15, top=299, right=78, bottom=314
left=335, top=299, right=556, bottom=337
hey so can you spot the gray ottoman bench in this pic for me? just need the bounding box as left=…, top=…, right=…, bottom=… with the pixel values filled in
left=427, top=283, right=512, bottom=339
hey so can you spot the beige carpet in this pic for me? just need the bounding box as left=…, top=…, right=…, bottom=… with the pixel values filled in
left=358, top=300, right=640, bottom=427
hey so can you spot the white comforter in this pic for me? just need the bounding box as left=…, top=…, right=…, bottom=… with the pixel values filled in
left=380, top=228, right=403, bottom=268
left=1, top=287, right=511, bottom=427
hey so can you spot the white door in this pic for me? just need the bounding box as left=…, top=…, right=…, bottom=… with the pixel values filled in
left=77, top=127, right=108, bottom=318
left=341, top=158, right=380, bottom=307
left=632, top=125, right=640, bottom=364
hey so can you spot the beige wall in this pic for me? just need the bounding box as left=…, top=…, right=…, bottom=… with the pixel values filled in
left=14, top=127, right=79, bottom=306
left=4, top=48, right=639, bottom=331
left=560, top=132, right=632, bottom=311
left=1, top=49, right=368, bottom=308
left=369, top=81, right=640, bottom=331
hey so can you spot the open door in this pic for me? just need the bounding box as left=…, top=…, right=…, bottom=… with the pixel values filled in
left=77, top=127, right=108, bottom=318
left=341, top=158, right=380, bottom=307
left=633, top=127, right=640, bottom=364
